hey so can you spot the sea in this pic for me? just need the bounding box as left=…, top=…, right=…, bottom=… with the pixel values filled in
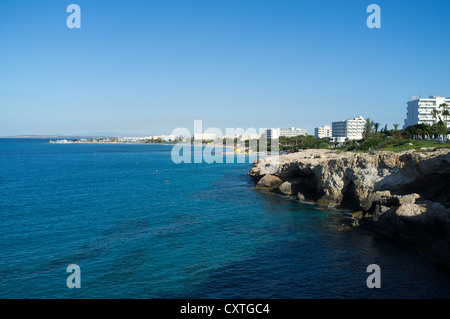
left=1, top=138, right=449, bottom=298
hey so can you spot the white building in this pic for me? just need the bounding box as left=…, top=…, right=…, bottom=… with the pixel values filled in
left=238, top=133, right=262, bottom=141
left=193, top=133, right=217, bottom=140
left=404, top=95, right=450, bottom=128
left=314, top=125, right=332, bottom=139
left=264, top=127, right=307, bottom=139
left=161, top=135, right=176, bottom=141
left=279, top=127, right=307, bottom=137
left=332, top=116, right=365, bottom=142
left=264, top=128, right=279, bottom=140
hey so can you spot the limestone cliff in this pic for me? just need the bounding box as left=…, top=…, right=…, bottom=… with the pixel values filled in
left=249, top=148, right=450, bottom=267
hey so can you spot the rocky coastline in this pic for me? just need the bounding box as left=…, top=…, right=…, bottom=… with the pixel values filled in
left=248, top=148, right=450, bottom=267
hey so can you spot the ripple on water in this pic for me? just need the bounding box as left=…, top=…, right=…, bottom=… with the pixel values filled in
left=1, top=140, right=450, bottom=298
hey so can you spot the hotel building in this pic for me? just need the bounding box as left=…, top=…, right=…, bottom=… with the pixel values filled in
left=403, top=95, right=450, bottom=129
left=264, top=127, right=307, bottom=139
left=331, top=116, right=366, bottom=142
left=280, top=127, right=307, bottom=137
left=314, top=125, right=332, bottom=139
left=264, top=129, right=279, bottom=140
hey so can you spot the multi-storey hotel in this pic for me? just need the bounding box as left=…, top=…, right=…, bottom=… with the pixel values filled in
left=264, top=128, right=279, bottom=140
left=314, top=125, right=332, bottom=139
left=403, top=95, right=450, bottom=129
left=279, top=127, right=307, bottom=137
left=264, top=127, right=307, bottom=139
left=331, top=116, right=365, bottom=142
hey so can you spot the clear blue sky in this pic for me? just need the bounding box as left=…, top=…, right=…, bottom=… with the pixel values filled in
left=1, top=0, right=449, bottom=136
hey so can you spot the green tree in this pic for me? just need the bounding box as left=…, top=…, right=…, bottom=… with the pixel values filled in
left=434, top=121, right=447, bottom=142
left=432, top=109, right=441, bottom=122
left=441, top=103, right=450, bottom=128
left=414, top=127, right=419, bottom=140
left=363, top=118, right=375, bottom=140
left=374, top=122, right=380, bottom=133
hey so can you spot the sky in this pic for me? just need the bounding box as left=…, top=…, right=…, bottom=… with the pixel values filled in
left=1, top=0, right=450, bottom=137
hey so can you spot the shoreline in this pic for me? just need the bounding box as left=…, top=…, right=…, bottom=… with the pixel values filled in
left=46, top=140, right=274, bottom=156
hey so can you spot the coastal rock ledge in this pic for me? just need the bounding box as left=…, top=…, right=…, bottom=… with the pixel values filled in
left=249, top=149, right=450, bottom=267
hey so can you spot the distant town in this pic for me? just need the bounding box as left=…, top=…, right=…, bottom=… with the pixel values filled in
left=50, top=95, right=450, bottom=153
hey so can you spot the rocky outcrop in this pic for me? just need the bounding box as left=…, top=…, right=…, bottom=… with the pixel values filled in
left=249, top=148, right=450, bottom=267
left=249, top=149, right=450, bottom=207
left=255, top=174, right=283, bottom=190
left=354, top=196, right=450, bottom=266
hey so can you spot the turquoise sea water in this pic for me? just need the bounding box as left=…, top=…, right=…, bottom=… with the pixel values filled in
left=1, top=138, right=449, bottom=298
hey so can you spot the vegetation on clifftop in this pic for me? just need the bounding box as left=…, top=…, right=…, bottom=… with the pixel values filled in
left=346, top=118, right=450, bottom=152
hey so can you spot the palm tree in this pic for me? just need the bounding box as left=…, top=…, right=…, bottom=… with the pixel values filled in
left=432, top=109, right=441, bottom=123
left=443, top=109, right=450, bottom=120
left=439, top=104, right=449, bottom=142
left=393, top=124, right=399, bottom=132
left=424, top=125, right=431, bottom=140
left=430, top=124, right=438, bottom=139
left=374, top=122, right=380, bottom=133
left=441, top=103, right=450, bottom=126
left=416, top=128, right=423, bottom=140
left=363, top=118, right=374, bottom=140
left=392, top=124, right=400, bottom=148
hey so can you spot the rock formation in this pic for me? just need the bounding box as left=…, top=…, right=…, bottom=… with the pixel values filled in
left=249, top=148, right=450, bottom=267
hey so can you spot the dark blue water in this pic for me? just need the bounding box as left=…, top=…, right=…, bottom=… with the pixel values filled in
left=1, top=138, right=449, bottom=298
